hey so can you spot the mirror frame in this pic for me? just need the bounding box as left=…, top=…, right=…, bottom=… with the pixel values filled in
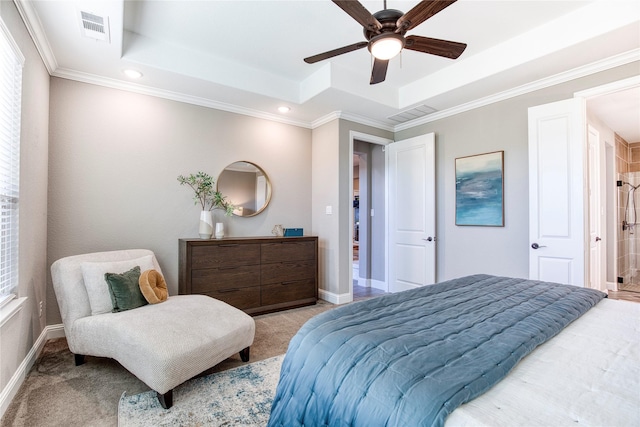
left=217, top=161, right=272, bottom=217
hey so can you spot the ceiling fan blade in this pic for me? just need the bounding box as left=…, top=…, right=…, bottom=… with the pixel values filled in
left=332, top=0, right=382, bottom=32
left=370, top=58, right=389, bottom=85
left=304, top=41, right=368, bottom=64
left=396, top=0, right=457, bottom=33
left=404, top=35, right=467, bottom=59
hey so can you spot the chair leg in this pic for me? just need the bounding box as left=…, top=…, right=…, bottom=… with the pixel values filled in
left=74, top=354, right=85, bottom=366
left=240, top=346, right=250, bottom=362
left=157, top=389, right=173, bottom=409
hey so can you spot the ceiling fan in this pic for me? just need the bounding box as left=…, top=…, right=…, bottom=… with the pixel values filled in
left=304, top=0, right=467, bottom=85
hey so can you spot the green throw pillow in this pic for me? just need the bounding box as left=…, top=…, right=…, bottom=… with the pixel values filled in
left=104, top=266, right=148, bottom=312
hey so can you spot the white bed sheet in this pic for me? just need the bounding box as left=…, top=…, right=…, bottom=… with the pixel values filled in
left=446, top=298, right=640, bottom=426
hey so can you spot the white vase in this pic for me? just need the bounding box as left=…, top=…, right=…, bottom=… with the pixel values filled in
left=215, top=222, right=225, bottom=239
left=199, top=211, right=213, bottom=239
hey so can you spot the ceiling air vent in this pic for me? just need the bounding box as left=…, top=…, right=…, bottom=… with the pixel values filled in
left=388, top=104, right=437, bottom=124
left=79, top=11, right=110, bottom=42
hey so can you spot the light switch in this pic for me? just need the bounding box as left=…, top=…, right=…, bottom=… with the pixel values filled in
left=370, top=209, right=375, bottom=217
left=325, top=205, right=332, bottom=215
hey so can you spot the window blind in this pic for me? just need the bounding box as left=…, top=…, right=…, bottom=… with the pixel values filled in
left=0, top=19, right=23, bottom=304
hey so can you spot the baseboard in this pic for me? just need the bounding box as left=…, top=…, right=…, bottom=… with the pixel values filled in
left=0, top=324, right=65, bottom=418
left=46, top=323, right=66, bottom=339
left=370, top=279, right=387, bottom=292
left=318, top=288, right=352, bottom=305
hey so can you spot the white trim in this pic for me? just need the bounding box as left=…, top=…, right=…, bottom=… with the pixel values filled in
left=0, top=296, right=25, bottom=328
left=370, top=278, right=387, bottom=292
left=395, top=49, right=640, bottom=132
left=311, top=111, right=341, bottom=129
left=12, top=0, right=54, bottom=72
left=575, top=75, right=640, bottom=99
left=349, top=131, right=393, bottom=302
left=0, top=323, right=63, bottom=418
left=350, top=131, right=393, bottom=146
left=0, top=15, right=25, bottom=66
left=337, top=112, right=394, bottom=132
left=52, top=68, right=314, bottom=130
left=13, top=0, right=637, bottom=136
left=46, top=323, right=66, bottom=339
left=318, top=288, right=352, bottom=305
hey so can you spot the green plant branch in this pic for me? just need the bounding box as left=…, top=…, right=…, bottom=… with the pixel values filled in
left=177, top=171, right=235, bottom=215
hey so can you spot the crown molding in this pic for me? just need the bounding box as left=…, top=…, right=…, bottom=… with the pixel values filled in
left=13, top=0, right=57, bottom=74
left=575, top=75, right=640, bottom=99
left=311, top=111, right=394, bottom=132
left=338, top=112, right=395, bottom=132
left=394, top=49, right=640, bottom=132
left=52, top=68, right=313, bottom=129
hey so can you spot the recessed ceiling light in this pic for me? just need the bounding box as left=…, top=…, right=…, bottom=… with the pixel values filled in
left=278, top=106, right=291, bottom=113
left=123, top=69, right=143, bottom=79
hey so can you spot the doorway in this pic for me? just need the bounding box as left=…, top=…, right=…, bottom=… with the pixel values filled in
left=528, top=76, right=640, bottom=290
left=584, top=81, right=640, bottom=293
left=349, top=132, right=393, bottom=301
left=351, top=140, right=385, bottom=297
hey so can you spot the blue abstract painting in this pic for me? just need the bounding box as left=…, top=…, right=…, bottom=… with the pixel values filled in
left=455, top=151, right=504, bottom=226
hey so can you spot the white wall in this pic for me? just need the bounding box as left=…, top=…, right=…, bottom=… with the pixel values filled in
left=0, top=0, right=50, bottom=413
left=47, top=78, right=312, bottom=325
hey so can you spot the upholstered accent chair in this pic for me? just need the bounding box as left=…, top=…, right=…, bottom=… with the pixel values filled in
left=51, top=249, right=255, bottom=409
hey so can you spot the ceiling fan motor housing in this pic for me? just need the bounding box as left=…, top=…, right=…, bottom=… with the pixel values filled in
left=364, top=9, right=405, bottom=40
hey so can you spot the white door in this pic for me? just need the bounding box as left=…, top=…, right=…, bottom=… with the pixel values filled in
left=388, top=133, right=436, bottom=293
left=587, top=125, right=603, bottom=290
left=528, top=98, right=586, bottom=286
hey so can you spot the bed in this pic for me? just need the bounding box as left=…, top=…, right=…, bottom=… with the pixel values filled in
left=267, top=274, right=640, bottom=426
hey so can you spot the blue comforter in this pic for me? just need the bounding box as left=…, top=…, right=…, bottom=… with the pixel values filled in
left=268, top=274, right=605, bottom=427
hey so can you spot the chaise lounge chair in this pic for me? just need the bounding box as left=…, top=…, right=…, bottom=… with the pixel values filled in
left=51, top=249, right=255, bottom=409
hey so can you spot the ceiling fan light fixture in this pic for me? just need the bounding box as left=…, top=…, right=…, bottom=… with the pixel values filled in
left=369, top=33, right=404, bottom=60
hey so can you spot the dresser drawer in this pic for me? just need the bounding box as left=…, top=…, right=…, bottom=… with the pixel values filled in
left=261, top=241, right=315, bottom=263
left=261, top=278, right=316, bottom=306
left=191, top=265, right=260, bottom=293
left=191, top=244, right=260, bottom=269
left=202, top=287, right=261, bottom=310
left=261, top=259, right=316, bottom=285
left=180, top=237, right=317, bottom=316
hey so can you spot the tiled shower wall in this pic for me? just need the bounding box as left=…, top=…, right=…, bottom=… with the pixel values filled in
left=617, top=134, right=640, bottom=285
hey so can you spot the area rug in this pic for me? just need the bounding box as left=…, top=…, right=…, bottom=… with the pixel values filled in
left=117, top=355, right=283, bottom=426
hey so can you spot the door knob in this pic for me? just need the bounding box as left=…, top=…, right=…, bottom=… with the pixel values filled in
left=595, top=237, right=602, bottom=242
left=423, top=237, right=435, bottom=242
left=531, top=243, right=547, bottom=249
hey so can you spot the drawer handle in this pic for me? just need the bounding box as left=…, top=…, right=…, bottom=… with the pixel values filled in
left=219, top=244, right=239, bottom=247
left=218, top=288, right=239, bottom=293
left=218, top=266, right=239, bottom=271
left=281, top=281, right=298, bottom=285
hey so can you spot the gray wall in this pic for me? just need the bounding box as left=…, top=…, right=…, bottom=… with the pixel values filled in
left=396, top=62, right=640, bottom=282
left=47, top=78, right=312, bottom=324
left=0, top=0, right=50, bottom=394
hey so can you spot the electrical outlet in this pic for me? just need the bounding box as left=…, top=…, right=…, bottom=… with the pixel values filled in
left=39, top=301, right=43, bottom=318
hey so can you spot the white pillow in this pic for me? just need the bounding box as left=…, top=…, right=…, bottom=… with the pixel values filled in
left=81, top=255, right=155, bottom=316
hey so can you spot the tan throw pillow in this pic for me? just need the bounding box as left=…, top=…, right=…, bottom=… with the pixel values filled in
left=139, top=269, right=168, bottom=304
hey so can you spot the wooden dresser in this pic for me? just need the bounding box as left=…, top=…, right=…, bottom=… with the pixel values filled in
left=179, top=236, right=318, bottom=315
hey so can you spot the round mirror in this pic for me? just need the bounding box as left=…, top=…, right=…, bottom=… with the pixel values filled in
left=217, top=161, right=272, bottom=217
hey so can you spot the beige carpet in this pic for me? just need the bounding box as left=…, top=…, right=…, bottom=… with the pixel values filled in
left=0, top=301, right=334, bottom=427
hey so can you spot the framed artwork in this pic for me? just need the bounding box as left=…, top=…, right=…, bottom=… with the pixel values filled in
left=455, top=151, right=504, bottom=226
